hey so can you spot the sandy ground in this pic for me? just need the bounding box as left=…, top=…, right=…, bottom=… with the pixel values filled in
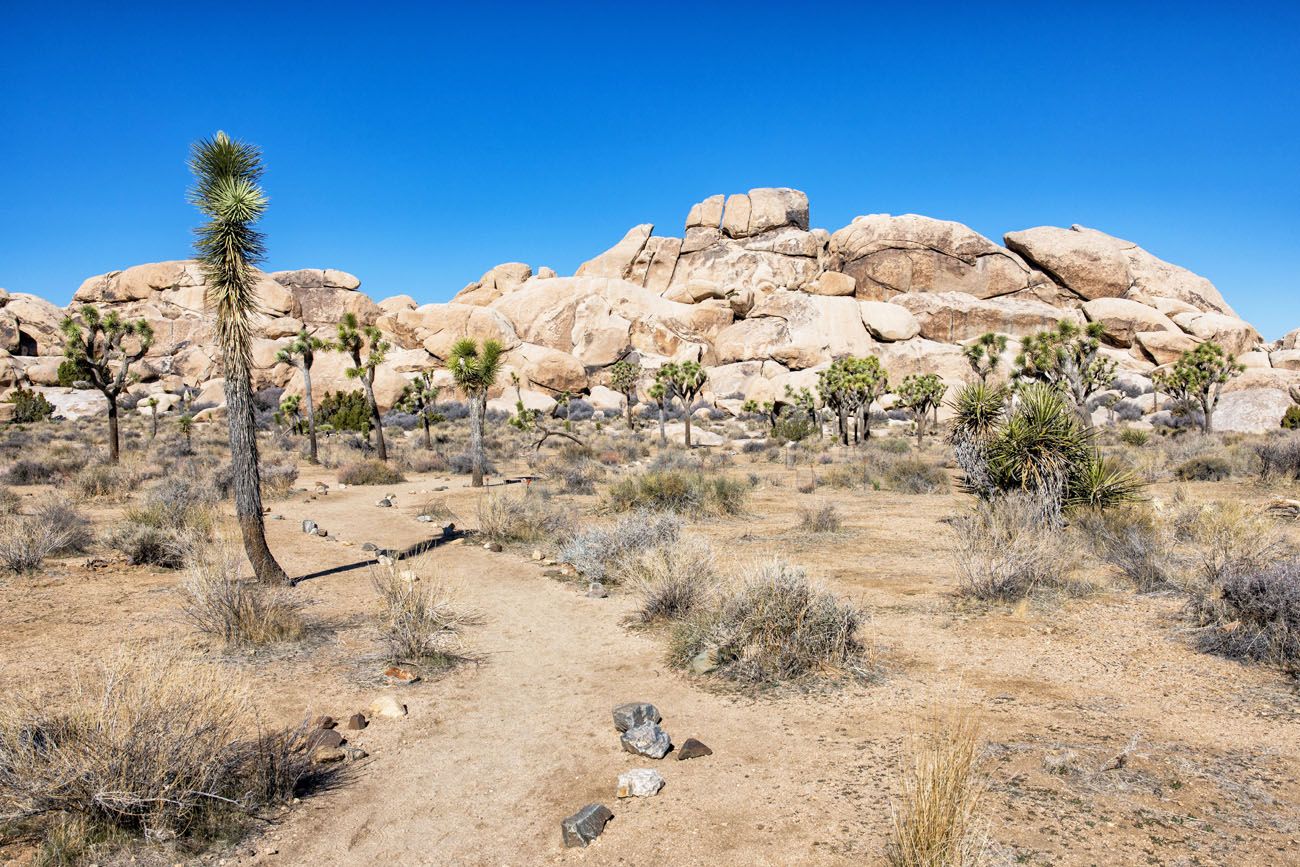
left=2, top=455, right=1299, bottom=866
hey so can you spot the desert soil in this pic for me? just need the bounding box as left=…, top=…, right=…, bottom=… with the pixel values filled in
left=2, top=460, right=1298, bottom=866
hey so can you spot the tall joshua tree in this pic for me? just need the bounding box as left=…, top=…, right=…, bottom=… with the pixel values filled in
left=896, top=373, right=947, bottom=445
left=964, top=332, right=1008, bottom=383
left=336, top=312, right=391, bottom=461
left=656, top=361, right=708, bottom=448
left=60, top=305, right=153, bottom=463
left=399, top=370, right=442, bottom=450
left=276, top=328, right=327, bottom=463
left=448, top=338, right=503, bottom=487
left=608, top=359, right=640, bottom=429
left=189, top=131, right=289, bottom=585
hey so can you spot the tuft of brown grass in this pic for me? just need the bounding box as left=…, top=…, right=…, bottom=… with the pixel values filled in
left=476, top=491, right=574, bottom=546
left=950, top=493, right=1080, bottom=601
left=886, top=710, right=991, bottom=867
left=372, top=564, right=479, bottom=668
left=625, top=535, right=719, bottom=625
left=338, top=459, right=405, bottom=486
left=180, top=542, right=306, bottom=649
left=798, top=501, right=842, bottom=533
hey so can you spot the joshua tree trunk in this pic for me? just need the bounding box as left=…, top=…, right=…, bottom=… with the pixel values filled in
left=224, top=368, right=289, bottom=585
left=469, top=391, right=486, bottom=487
left=302, top=363, right=318, bottom=464
left=106, top=397, right=120, bottom=463
left=421, top=413, right=432, bottom=450
left=624, top=394, right=634, bottom=430
left=838, top=405, right=848, bottom=446
left=657, top=403, right=666, bottom=446
left=915, top=413, right=926, bottom=446
left=149, top=406, right=158, bottom=441
left=362, top=375, right=387, bottom=462
left=683, top=403, right=693, bottom=448
left=1202, top=397, right=1215, bottom=434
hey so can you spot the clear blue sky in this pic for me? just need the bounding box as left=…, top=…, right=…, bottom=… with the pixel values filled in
left=2, top=2, right=1297, bottom=336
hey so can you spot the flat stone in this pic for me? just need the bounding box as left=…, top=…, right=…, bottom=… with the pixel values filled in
left=344, top=747, right=369, bottom=762
left=311, top=715, right=337, bottom=729
left=612, top=702, right=662, bottom=733
left=311, top=747, right=347, bottom=764
left=315, top=528, right=328, bottom=537
left=485, top=541, right=503, bottom=553
left=586, top=581, right=608, bottom=598
left=561, top=803, right=614, bottom=848
left=362, top=542, right=377, bottom=552
left=345, top=713, right=368, bottom=731
left=616, top=768, right=665, bottom=798
left=307, top=729, right=344, bottom=750
left=368, top=694, right=407, bottom=719
left=676, top=738, right=713, bottom=760
left=620, top=722, right=671, bottom=759
left=416, top=514, right=433, bottom=523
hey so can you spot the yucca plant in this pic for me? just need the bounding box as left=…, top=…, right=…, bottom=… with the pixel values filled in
left=947, top=382, right=1008, bottom=498
left=336, top=312, right=391, bottom=462
left=188, top=131, right=288, bottom=585
left=447, top=338, right=503, bottom=487
left=275, top=328, right=327, bottom=462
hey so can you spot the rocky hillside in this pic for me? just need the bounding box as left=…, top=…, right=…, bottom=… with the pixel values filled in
left=4, top=188, right=1299, bottom=431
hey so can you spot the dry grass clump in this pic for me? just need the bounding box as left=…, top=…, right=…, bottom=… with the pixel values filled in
left=0, top=652, right=323, bottom=860
left=372, top=564, right=478, bottom=667
left=4, top=453, right=88, bottom=486
left=604, top=469, right=747, bottom=517
left=885, top=711, right=991, bottom=867
left=668, top=559, right=870, bottom=688
left=109, top=477, right=214, bottom=569
left=476, top=491, right=575, bottom=546
left=882, top=456, right=951, bottom=494
left=1187, top=557, right=1300, bottom=668
left=558, top=512, right=683, bottom=584
left=1183, top=501, right=1284, bottom=585
left=0, top=515, right=73, bottom=574
left=0, top=486, right=19, bottom=515
left=624, top=535, right=719, bottom=625
left=1255, top=435, right=1300, bottom=480
left=259, top=459, right=299, bottom=497
left=798, top=501, right=842, bottom=533
left=338, top=459, right=405, bottom=486
left=72, top=462, right=135, bottom=500
left=1073, top=503, right=1183, bottom=592
left=180, top=543, right=306, bottom=649
left=951, top=493, right=1080, bottom=601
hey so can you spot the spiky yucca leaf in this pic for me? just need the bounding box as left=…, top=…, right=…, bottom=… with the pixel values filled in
left=947, top=383, right=1007, bottom=445
left=985, top=383, right=1092, bottom=494
left=1069, top=454, right=1143, bottom=510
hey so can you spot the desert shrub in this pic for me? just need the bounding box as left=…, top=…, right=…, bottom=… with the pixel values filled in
left=106, top=524, right=189, bottom=568
left=1175, top=455, right=1232, bottom=482
left=799, top=502, right=842, bottom=533
left=951, top=492, right=1080, bottom=600
left=668, top=559, right=868, bottom=687
left=886, top=712, right=989, bottom=867
left=771, top=408, right=817, bottom=443
left=5, top=454, right=85, bottom=486
left=546, top=456, right=604, bottom=494
left=7, top=386, right=54, bottom=424
left=1186, top=557, right=1300, bottom=667
left=372, top=564, right=477, bottom=666
left=448, top=450, right=496, bottom=477
left=34, top=496, right=93, bottom=555
left=604, top=469, right=747, bottom=517
left=73, top=462, right=132, bottom=499
left=405, top=450, right=448, bottom=474
left=1282, top=405, right=1300, bottom=430
left=1119, top=428, right=1150, bottom=446
left=1073, top=504, right=1181, bottom=592
left=1184, top=502, right=1284, bottom=586
left=883, top=457, right=950, bottom=494
left=476, top=492, right=574, bottom=546
left=338, top=459, right=405, bottom=486
left=625, top=535, right=719, bottom=625
left=109, top=477, right=213, bottom=568
left=1255, top=436, right=1300, bottom=480
left=0, top=515, right=72, bottom=573
left=0, top=486, right=19, bottom=515
left=559, top=512, right=682, bottom=583
left=418, top=498, right=455, bottom=522
left=876, top=437, right=912, bottom=455
left=316, top=389, right=371, bottom=432
left=180, top=544, right=305, bottom=649
left=260, top=459, right=299, bottom=496
left=0, top=652, right=323, bottom=856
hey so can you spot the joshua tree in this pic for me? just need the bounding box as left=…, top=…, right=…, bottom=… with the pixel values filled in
left=399, top=370, right=442, bottom=450
left=963, top=333, right=1008, bottom=383
left=177, top=413, right=194, bottom=454
left=189, top=130, right=288, bottom=585
left=1165, top=341, right=1244, bottom=433
left=60, top=305, right=154, bottom=463
left=648, top=380, right=669, bottom=446
left=276, top=328, right=327, bottom=463
left=817, top=355, right=888, bottom=444
left=336, top=312, right=391, bottom=462
left=144, top=397, right=160, bottom=441
left=656, top=361, right=708, bottom=448
left=447, top=338, right=503, bottom=487
left=275, top=393, right=303, bottom=434
left=784, top=385, right=820, bottom=436
left=896, top=373, right=947, bottom=445
left=1015, top=320, right=1116, bottom=425
left=608, top=359, right=640, bottom=429
left=742, top=398, right=779, bottom=432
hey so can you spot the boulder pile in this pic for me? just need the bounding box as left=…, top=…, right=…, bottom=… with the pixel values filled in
left=6, top=189, right=1297, bottom=432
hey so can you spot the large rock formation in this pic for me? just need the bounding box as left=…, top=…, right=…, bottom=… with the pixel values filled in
left=7, top=189, right=1296, bottom=432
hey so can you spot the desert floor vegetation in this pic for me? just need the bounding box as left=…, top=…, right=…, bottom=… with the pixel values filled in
left=1, top=410, right=1299, bottom=864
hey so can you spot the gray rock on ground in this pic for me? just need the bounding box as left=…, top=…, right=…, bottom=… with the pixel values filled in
left=301, top=519, right=318, bottom=535
left=612, top=702, right=662, bottom=733
left=616, top=768, right=666, bottom=798
left=620, top=722, right=671, bottom=759
left=676, top=737, right=713, bottom=760
left=561, top=803, right=614, bottom=848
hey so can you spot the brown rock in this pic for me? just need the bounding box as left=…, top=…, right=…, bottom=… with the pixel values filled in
left=676, top=738, right=713, bottom=760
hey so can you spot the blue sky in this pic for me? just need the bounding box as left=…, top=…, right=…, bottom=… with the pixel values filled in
left=2, top=2, right=1297, bottom=336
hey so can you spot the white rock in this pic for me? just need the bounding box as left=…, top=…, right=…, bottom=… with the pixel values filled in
left=616, top=769, right=666, bottom=798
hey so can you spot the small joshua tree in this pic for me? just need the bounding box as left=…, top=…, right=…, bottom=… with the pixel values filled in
left=144, top=397, right=160, bottom=441
left=399, top=370, right=442, bottom=450
left=742, top=398, right=779, bottom=432
left=276, top=328, right=327, bottom=463
left=335, top=312, right=391, bottom=462
left=1166, top=341, right=1244, bottom=433
left=818, top=355, right=888, bottom=444
left=963, top=332, right=1008, bottom=383
left=1015, top=320, right=1116, bottom=425
left=447, top=338, right=503, bottom=487
left=608, top=359, right=640, bottom=429
left=784, top=385, right=820, bottom=437
left=896, top=373, right=947, bottom=445
left=177, top=413, right=195, bottom=455
left=648, top=380, right=669, bottom=447
left=275, top=393, right=303, bottom=434
left=60, top=305, right=154, bottom=463
left=656, top=361, right=708, bottom=448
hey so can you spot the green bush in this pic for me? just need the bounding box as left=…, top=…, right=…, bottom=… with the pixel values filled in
left=1175, top=455, right=1232, bottom=482
left=771, top=408, right=817, bottom=443
left=1119, top=428, right=1150, bottom=446
left=7, top=387, right=54, bottom=424
left=1282, top=405, right=1300, bottom=430
left=316, top=390, right=371, bottom=433
left=56, top=358, right=91, bottom=387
